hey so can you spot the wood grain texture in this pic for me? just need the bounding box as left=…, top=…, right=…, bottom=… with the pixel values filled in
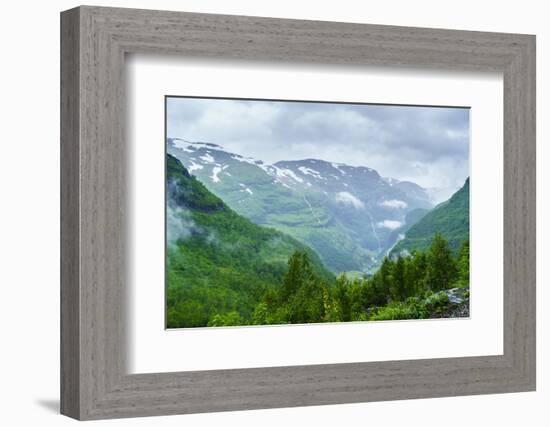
left=60, top=7, right=80, bottom=419
left=60, top=5, right=536, bottom=420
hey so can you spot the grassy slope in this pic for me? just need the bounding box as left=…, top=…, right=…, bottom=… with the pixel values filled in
left=391, top=178, right=469, bottom=255
left=196, top=160, right=376, bottom=272
left=166, top=154, right=333, bottom=328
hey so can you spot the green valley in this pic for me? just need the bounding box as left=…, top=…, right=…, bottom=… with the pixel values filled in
left=167, top=155, right=470, bottom=328
left=166, top=154, right=332, bottom=328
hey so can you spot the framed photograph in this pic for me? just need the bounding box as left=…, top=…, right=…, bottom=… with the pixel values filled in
left=61, top=6, right=536, bottom=420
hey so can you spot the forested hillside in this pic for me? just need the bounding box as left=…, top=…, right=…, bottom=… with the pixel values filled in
left=166, top=154, right=332, bottom=328
left=391, top=178, right=469, bottom=255
left=168, top=138, right=434, bottom=272
left=167, top=155, right=470, bottom=327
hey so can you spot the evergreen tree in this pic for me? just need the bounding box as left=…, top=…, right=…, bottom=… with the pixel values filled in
left=391, top=256, right=407, bottom=301
left=425, top=233, right=458, bottom=291
left=281, top=251, right=313, bottom=302
left=266, top=251, right=327, bottom=324
left=405, top=251, right=428, bottom=296
left=378, top=256, right=393, bottom=296
left=334, top=275, right=351, bottom=321
left=457, top=240, right=470, bottom=287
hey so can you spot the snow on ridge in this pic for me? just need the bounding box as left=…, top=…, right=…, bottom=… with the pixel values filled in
left=231, top=154, right=254, bottom=164
left=377, top=220, right=403, bottom=230
left=171, top=138, right=223, bottom=150
left=200, top=152, right=215, bottom=163
left=384, top=177, right=400, bottom=186
left=238, top=183, right=253, bottom=195
left=331, top=162, right=346, bottom=175
left=275, top=168, right=304, bottom=183
left=210, top=166, right=222, bottom=183
left=171, top=138, right=198, bottom=153
left=187, top=161, right=203, bottom=173
left=230, top=154, right=282, bottom=178
left=298, top=166, right=325, bottom=180
left=380, top=199, right=408, bottom=209
left=335, top=191, right=365, bottom=209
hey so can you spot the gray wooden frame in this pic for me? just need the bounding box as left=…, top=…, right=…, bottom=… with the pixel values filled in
left=60, top=5, right=536, bottom=421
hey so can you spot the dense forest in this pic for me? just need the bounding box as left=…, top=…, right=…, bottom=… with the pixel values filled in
left=167, top=154, right=470, bottom=328
left=166, top=154, right=332, bottom=328
left=212, top=234, right=469, bottom=326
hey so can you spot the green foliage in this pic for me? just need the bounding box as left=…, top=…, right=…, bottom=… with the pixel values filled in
left=207, top=311, right=244, bottom=327
left=392, top=178, right=469, bottom=255
left=166, top=154, right=470, bottom=328
left=369, top=298, right=429, bottom=321
left=390, top=256, right=407, bottom=301
left=258, top=251, right=328, bottom=324
left=369, top=291, right=451, bottom=321
left=425, top=232, right=458, bottom=291
left=166, top=155, right=333, bottom=329
left=457, top=240, right=470, bottom=288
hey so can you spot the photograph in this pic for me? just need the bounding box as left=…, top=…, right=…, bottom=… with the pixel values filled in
left=165, top=97, right=470, bottom=328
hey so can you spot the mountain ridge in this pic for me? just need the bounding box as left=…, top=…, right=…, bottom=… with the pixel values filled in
left=390, top=178, right=469, bottom=256
left=167, top=137, right=456, bottom=272
left=166, top=154, right=333, bottom=327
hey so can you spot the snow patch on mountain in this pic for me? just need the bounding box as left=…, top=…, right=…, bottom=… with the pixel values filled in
left=200, top=152, right=215, bottom=164
left=331, top=162, right=346, bottom=175
left=188, top=161, right=204, bottom=173
left=238, top=183, right=253, bottom=195
left=384, top=177, right=400, bottom=187
left=211, top=166, right=223, bottom=183
left=276, top=168, right=304, bottom=183
left=172, top=138, right=225, bottom=152
left=298, top=166, right=324, bottom=180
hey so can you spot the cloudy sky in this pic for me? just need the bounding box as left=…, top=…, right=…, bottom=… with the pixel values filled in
left=166, top=97, right=469, bottom=191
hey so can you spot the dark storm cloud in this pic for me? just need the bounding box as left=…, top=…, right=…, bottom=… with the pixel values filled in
left=166, top=97, right=469, bottom=191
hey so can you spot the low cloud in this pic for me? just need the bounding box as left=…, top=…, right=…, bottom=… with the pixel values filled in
left=380, top=199, right=408, bottom=209
left=377, top=220, right=403, bottom=230
left=335, top=191, right=365, bottom=209
left=167, top=204, right=196, bottom=247
left=167, top=97, right=469, bottom=190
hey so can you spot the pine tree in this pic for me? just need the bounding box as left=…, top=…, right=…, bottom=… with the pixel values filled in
left=281, top=251, right=313, bottom=302
left=391, top=256, right=407, bottom=301
left=278, top=251, right=326, bottom=324
left=378, top=256, right=393, bottom=296
left=425, top=233, right=458, bottom=291
left=334, top=275, right=351, bottom=321
left=406, top=251, right=428, bottom=295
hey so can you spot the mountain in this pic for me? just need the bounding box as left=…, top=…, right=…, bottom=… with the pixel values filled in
left=166, top=154, right=333, bottom=328
left=168, top=138, right=434, bottom=272
left=391, top=178, right=469, bottom=256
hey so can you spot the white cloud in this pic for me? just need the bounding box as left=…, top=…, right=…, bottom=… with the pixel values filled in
left=377, top=220, right=403, bottom=230
left=335, top=192, right=365, bottom=209
left=380, top=199, right=408, bottom=209
left=167, top=98, right=469, bottom=189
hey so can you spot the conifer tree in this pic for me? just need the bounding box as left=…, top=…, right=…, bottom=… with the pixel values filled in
left=425, top=233, right=458, bottom=291
left=391, top=256, right=407, bottom=301
left=334, top=275, right=351, bottom=321
left=457, top=240, right=470, bottom=287
left=378, top=256, right=393, bottom=296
